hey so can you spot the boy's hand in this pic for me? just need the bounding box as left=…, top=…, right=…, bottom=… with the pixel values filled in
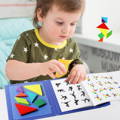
left=66, top=64, right=86, bottom=84
left=40, top=59, right=67, bottom=79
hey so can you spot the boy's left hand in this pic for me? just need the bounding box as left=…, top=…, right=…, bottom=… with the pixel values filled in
left=65, top=64, right=86, bottom=84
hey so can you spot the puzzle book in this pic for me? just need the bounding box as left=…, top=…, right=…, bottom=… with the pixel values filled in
left=5, top=71, right=120, bottom=120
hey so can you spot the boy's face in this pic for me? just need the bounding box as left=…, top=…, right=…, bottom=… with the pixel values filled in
left=38, top=5, right=82, bottom=45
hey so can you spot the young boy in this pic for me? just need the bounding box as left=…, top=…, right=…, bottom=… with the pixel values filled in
left=6, top=0, right=86, bottom=84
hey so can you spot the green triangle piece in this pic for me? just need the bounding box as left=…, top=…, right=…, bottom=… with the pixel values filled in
left=98, top=33, right=104, bottom=38
left=106, top=30, right=112, bottom=38
left=34, top=98, right=46, bottom=108
left=24, top=84, right=43, bottom=96
left=15, top=97, right=30, bottom=105
left=26, top=90, right=38, bottom=103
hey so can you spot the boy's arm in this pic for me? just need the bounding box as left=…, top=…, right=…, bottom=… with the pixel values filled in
left=68, top=59, right=89, bottom=74
left=6, top=59, right=66, bottom=81
left=6, top=60, right=44, bottom=81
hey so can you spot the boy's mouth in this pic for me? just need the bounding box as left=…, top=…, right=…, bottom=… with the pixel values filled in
left=59, top=35, right=67, bottom=39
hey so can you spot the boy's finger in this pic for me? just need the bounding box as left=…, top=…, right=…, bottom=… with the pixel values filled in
left=77, top=74, right=86, bottom=83
left=81, top=72, right=86, bottom=81
left=67, top=70, right=77, bottom=84
left=48, top=72, right=56, bottom=79
left=77, top=76, right=83, bottom=83
left=51, top=64, right=65, bottom=75
left=65, top=74, right=71, bottom=82
left=52, top=60, right=67, bottom=73
left=71, top=72, right=80, bottom=84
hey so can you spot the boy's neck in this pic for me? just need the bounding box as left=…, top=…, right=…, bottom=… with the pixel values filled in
left=38, top=28, right=63, bottom=45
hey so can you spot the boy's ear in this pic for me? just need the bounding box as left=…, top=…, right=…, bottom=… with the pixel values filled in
left=37, top=8, right=43, bottom=22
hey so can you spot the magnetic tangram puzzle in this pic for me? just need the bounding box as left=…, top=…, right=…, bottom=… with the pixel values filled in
left=96, top=17, right=112, bottom=42
left=15, top=84, right=46, bottom=115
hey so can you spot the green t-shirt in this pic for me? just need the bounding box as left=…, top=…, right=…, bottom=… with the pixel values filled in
left=7, top=29, right=82, bottom=84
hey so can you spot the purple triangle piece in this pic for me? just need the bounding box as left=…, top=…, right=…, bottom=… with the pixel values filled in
left=16, top=86, right=24, bottom=93
left=102, top=19, right=105, bottom=23
left=101, top=17, right=108, bottom=23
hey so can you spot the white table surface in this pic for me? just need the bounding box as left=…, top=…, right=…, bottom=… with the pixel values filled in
left=0, top=89, right=120, bottom=120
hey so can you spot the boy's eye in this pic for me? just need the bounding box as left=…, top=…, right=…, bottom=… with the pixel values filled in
left=56, top=21, right=64, bottom=25
left=70, top=22, right=77, bottom=26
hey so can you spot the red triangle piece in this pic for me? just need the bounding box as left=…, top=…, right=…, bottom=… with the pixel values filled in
left=98, top=38, right=104, bottom=42
left=15, top=103, right=38, bottom=115
left=97, top=23, right=109, bottom=30
left=16, top=93, right=28, bottom=97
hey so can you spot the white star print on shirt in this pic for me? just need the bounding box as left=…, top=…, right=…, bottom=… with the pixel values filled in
left=44, top=54, right=48, bottom=60
left=62, top=57, right=65, bottom=59
left=34, top=42, right=39, bottom=47
left=24, top=47, right=28, bottom=53
left=55, top=48, right=58, bottom=51
left=26, top=33, right=29, bottom=36
left=10, top=53, right=14, bottom=58
left=69, top=48, right=73, bottom=53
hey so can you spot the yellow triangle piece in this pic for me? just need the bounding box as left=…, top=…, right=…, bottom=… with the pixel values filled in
left=99, top=28, right=109, bottom=37
left=24, top=84, right=42, bottom=96
left=55, top=59, right=73, bottom=78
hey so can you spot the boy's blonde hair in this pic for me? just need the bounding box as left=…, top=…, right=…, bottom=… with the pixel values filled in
left=33, top=0, right=85, bottom=28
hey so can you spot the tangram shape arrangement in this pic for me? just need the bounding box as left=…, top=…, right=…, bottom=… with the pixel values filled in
left=15, top=84, right=46, bottom=115
left=96, top=17, right=112, bottom=42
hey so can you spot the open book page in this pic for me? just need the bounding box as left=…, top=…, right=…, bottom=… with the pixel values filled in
left=51, top=78, right=92, bottom=112
left=82, top=71, right=120, bottom=106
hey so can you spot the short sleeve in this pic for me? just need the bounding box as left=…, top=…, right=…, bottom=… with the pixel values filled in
left=67, top=39, right=83, bottom=72
left=72, top=39, right=83, bottom=64
left=7, top=33, right=30, bottom=63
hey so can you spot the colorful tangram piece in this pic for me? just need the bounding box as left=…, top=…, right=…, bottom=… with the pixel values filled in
left=34, top=98, right=46, bottom=107
left=97, top=23, right=109, bottom=30
left=26, top=90, right=38, bottom=103
left=14, top=84, right=47, bottom=116
left=16, top=86, right=24, bottom=93
left=15, top=97, right=30, bottom=105
left=102, top=17, right=108, bottom=23
left=24, top=84, right=43, bottom=96
left=106, top=30, right=112, bottom=38
left=16, top=92, right=27, bottom=97
left=15, top=103, right=38, bottom=115
left=55, top=59, right=73, bottom=78
left=96, top=17, right=112, bottom=42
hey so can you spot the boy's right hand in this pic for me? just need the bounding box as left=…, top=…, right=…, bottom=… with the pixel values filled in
left=40, top=59, right=67, bottom=79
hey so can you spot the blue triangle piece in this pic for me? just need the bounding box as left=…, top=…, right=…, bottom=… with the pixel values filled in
left=26, top=90, right=38, bottom=103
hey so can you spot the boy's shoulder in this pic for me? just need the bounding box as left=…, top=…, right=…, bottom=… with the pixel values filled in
left=67, top=37, right=77, bottom=45
left=20, top=29, right=35, bottom=36
left=17, top=29, right=36, bottom=44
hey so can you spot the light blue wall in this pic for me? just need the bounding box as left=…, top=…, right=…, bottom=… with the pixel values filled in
left=0, top=18, right=34, bottom=88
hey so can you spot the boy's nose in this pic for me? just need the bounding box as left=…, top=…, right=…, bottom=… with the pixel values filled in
left=61, top=25, right=70, bottom=34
